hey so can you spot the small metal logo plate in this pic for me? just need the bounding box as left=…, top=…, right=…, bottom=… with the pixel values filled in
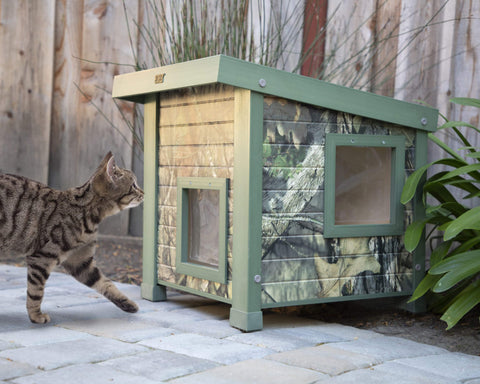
left=155, top=73, right=166, bottom=84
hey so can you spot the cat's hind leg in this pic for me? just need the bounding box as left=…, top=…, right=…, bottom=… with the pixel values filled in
left=62, top=243, right=138, bottom=314
left=26, top=255, right=57, bottom=323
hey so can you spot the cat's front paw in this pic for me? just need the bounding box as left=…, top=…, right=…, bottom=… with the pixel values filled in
left=114, top=298, right=139, bottom=313
left=29, top=312, right=51, bottom=324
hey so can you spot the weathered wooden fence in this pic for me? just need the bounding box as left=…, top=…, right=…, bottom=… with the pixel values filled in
left=0, top=0, right=478, bottom=236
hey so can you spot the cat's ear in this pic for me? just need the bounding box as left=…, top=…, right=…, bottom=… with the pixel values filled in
left=96, top=152, right=115, bottom=179
left=92, top=152, right=115, bottom=195
left=105, top=154, right=116, bottom=183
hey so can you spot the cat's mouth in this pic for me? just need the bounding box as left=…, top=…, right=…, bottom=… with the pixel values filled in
left=124, top=196, right=144, bottom=210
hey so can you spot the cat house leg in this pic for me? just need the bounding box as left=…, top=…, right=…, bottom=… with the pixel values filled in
left=26, top=256, right=56, bottom=324
left=62, top=243, right=139, bottom=313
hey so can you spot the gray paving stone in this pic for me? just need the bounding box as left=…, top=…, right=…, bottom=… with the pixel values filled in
left=314, top=361, right=459, bottom=384
left=46, top=301, right=140, bottom=323
left=314, top=322, right=384, bottom=341
left=0, top=326, right=91, bottom=347
left=0, top=357, right=39, bottom=381
left=139, top=333, right=274, bottom=364
left=42, top=291, right=109, bottom=309
left=10, top=363, right=162, bottom=384
left=0, top=337, right=148, bottom=370
left=168, top=358, right=326, bottom=384
left=0, top=287, right=26, bottom=299
left=60, top=317, right=158, bottom=335
left=267, top=344, right=379, bottom=376
left=59, top=317, right=179, bottom=342
left=227, top=329, right=323, bottom=352
left=171, top=319, right=242, bottom=338
left=331, top=335, right=448, bottom=362
left=135, top=309, right=214, bottom=327
left=395, top=352, right=480, bottom=381
left=100, top=349, right=219, bottom=381
left=226, top=325, right=346, bottom=353
left=0, top=340, right=19, bottom=351
left=0, top=311, right=48, bottom=333
left=270, top=324, right=347, bottom=343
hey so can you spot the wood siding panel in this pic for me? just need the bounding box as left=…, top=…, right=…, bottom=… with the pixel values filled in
left=157, top=85, right=234, bottom=299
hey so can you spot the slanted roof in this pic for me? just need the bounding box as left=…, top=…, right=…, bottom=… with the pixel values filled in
left=112, top=55, right=438, bottom=132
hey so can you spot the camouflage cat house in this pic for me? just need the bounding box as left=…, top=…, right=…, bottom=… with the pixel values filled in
left=113, top=55, right=438, bottom=331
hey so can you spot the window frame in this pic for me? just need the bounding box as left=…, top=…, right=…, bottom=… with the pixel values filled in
left=176, top=177, right=229, bottom=283
left=324, top=133, right=406, bottom=238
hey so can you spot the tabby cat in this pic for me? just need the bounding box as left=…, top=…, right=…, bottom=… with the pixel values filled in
left=0, top=152, right=143, bottom=323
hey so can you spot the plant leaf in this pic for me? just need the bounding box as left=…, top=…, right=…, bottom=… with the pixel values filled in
left=430, top=250, right=480, bottom=274
left=444, top=206, right=480, bottom=241
left=401, top=158, right=468, bottom=205
left=438, top=120, right=479, bottom=131
left=428, top=133, right=468, bottom=163
left=440, top=280, right=480, bottom=330
left=401, top=163, right=432, bottom=204
left=408, top=273, right=441, bottom=303
left=423, top=181, right=456, bottom=205
left=430, top=240, right=452, bottom=267
left=436, top=164, right=480, bottom=183
left=451, top=236, right=480, bottom=256
left=430, top=250, right=480, bottom=293
left=404, top=218, right=429, bottom=252
left=450, top=97, right=480, bottom=108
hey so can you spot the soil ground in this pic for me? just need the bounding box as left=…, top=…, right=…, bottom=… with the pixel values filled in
left=3, top=235, right=479, bottom=356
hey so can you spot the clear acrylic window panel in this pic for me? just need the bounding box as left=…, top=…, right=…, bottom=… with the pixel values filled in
left=187, top=189, right=220, bottom=268
left=335, top=146, right=392, bottom=225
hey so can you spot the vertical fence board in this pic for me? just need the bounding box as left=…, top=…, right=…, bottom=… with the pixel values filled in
left=450, top=0, right=480, bottom=127
left=324, top=0, right=377, bottom=90
left=0, top=0, right=55, bottom=182
left=393, top=0, right=446, bottom=105
left=76, top=0, right=139, bottom=235
left=371, top=0, right=402, bottom=97
left=49, top=0, right=84, bottom=189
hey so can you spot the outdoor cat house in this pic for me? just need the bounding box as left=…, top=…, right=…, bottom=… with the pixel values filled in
left=112, top=55, right=438, bottom=331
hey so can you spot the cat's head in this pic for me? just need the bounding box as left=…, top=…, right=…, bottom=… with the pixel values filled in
left=92, top=152, right=144, bottom=212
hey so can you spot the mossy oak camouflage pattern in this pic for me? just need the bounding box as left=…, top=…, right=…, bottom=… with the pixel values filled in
left=261, top=97, right=414, bottom=304
left=0, top=152, right=143, bottom=323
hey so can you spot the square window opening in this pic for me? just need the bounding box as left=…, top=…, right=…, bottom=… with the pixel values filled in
left=335, top=146, right=392, bottom=225
left=324, top=134, right=405, bottom=238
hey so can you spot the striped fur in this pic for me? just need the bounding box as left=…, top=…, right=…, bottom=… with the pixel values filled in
left=0, top=152, right=143, bottom=323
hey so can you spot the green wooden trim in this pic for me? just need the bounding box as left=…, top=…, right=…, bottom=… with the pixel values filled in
left=261, top=290, right=412, bottom=309
left=158, top=280, right=232, bottom=305
left=229, top=89, right=264, bottom=332
left=113, top=55, right=438, bottom=132
left=175, top=177, right=229, bottom=284
left=324, top=134, right=406, bottom=238
left=403, top=131, right=428, bottom=314
left=141, top=94, right=166, bottom=301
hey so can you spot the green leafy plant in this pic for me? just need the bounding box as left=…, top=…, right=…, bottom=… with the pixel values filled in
left=401, top=97, right=480, bottom=329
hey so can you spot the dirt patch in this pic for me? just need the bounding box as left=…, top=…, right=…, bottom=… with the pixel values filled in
left=3, top=235, right=479, bottom=356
